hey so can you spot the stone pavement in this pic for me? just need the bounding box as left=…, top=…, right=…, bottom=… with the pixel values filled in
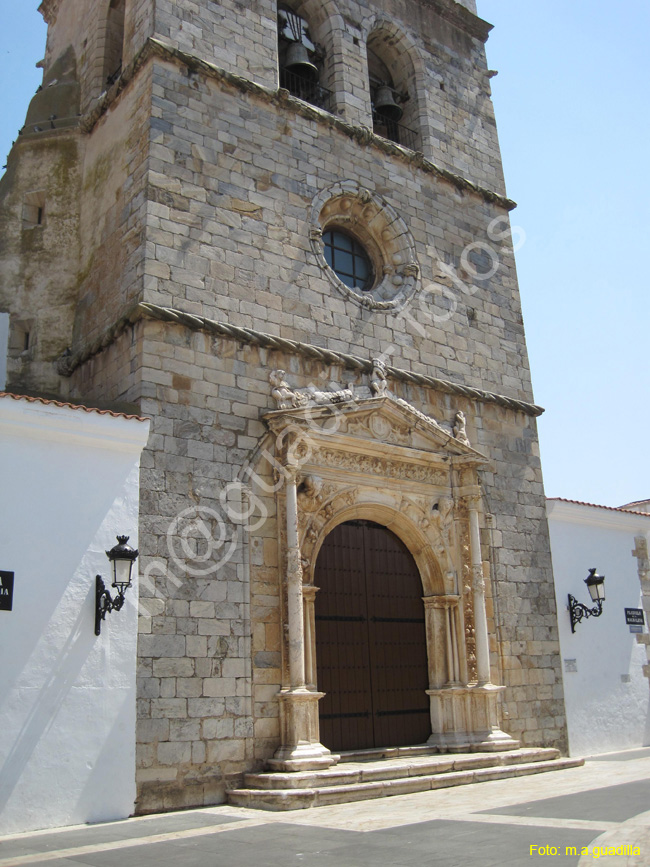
left=1, top=748, right=649, bottom=867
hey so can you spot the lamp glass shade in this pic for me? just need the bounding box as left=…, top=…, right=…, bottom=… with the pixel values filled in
left=106, top=535, right=139, bottom=591
left=585, top=569, right=605, bottom=603
left=112, top=557, right=133, bottom=590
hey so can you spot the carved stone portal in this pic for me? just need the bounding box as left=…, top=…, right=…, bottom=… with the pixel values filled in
left=262, top=393, right=518, bottom=769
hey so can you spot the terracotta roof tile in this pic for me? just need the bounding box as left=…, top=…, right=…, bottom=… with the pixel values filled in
left=0, top=391, right=148, bottom=422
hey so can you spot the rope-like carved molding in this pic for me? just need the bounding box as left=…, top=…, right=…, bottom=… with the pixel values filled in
left=56, top=302, right=543, bottom=417
left=79, top=37, right=515, bottom=212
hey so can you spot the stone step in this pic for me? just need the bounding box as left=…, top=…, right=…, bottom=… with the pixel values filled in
left=241, top=747, right=562, bottom=791
left=337, top=743, right=449, bottom=763
left=228, top=753, right=584, bottom=811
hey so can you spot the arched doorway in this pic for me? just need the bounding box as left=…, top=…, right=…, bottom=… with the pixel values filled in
left=315, top=520, right=431, bottom=752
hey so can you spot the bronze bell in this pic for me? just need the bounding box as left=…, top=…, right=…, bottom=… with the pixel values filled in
left=374, top=85, right=403, bottom=122
left=284, top=42, right=319, bottom=82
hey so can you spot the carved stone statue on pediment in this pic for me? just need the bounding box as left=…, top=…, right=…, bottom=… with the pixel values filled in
left=269, top=369, right=355, bottom=409
left=454, top=410, right=470, bottom=446
left=307, top=383, right=355, bottom=405
left=370, top=358, right=389, bottom=397
left=269, top=369, right=308, bottom=409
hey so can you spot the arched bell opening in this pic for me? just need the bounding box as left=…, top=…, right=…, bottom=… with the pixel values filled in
left=314, top=519, right=431, bottom=752
left=366, top=23, right=422, bottom=151
left=102, top=0, right=126, bottom=87
left=277, top=4, right=334, bottom=112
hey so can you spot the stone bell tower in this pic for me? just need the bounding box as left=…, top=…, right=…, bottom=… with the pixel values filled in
left=0, top=0, right=568, bottom=812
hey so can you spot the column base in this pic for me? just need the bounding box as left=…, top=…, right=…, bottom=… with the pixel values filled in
left=426, top=684, right=520, bottom=753
left=268, top=688, right=339, bottom=772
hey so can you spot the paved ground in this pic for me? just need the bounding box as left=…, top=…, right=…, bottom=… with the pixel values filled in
left=2, top=748, right=650, bottom=867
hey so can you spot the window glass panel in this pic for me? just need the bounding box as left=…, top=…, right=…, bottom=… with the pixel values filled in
left=334, top=233, right=352, bottom=252
left=322, top=230, right=373, bottom=291
left=354, top=257, right=369, bottom=281
left=334, top=250, right=354, bottom=276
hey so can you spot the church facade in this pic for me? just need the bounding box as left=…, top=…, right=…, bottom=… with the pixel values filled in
left=0, top=0, right=567, bottom=813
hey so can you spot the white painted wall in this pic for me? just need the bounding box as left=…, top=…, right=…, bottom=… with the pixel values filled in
left=548, top=500, right=650, bottom=757
left=0, top=312, right=9, bottom=389
left=0, top=396, right=150, bottom=835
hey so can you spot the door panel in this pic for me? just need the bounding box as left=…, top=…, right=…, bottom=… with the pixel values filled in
left=315, top=521, right=430, bottom=752
left=315, top=523, right=374, bottom=751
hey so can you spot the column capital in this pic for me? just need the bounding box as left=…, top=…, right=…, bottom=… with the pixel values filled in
left=423, top=594, right=461, bottom=609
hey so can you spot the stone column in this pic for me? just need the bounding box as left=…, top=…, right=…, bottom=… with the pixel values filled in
left=427, top=496, right=519, bottom=753
left=286, top=468, right=306, bottom=690
left=303, top=584, right=318, bottom=690
left=468, top=496, right=491, bottom=686
left=270, top=443, right=337, bottom=772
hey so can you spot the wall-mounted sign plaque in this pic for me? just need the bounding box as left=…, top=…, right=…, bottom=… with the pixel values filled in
left=0, top=571, right=14, bottom=611
left=625, top=608, right=645, bottom=626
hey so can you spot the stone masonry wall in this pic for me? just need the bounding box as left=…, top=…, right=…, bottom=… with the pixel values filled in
left=0, top=130, right=82, bottom=395
left=67, top=316, right=565, bottom=808
left=144, top=56, right=525, bottom=399
left=72, top=68, right=152, bottom=349
left=151, top=0, right=504, bottom=193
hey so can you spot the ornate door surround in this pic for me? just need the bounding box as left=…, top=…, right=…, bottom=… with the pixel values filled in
left=263, top=377, right=518, bottom=772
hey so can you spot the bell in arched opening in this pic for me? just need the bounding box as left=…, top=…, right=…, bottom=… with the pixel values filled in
left=284, top=42, right=319, bottom=82
left=374, top=85, right=403, bottom=122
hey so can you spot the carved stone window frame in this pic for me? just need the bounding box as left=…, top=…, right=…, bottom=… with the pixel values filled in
left=310, top=180, right=420, bottom=310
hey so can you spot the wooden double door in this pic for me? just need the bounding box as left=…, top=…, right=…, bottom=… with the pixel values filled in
left=314, top=521, right=431, bottom=752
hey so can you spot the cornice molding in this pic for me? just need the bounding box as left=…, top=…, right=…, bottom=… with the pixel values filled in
left=81, top=38, right=515, bottom=212
left=421, top=0, right=493, bottom=43
left=57, top=302, right=544, bottom=418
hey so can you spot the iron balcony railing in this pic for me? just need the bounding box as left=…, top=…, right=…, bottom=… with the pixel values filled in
left=279, top=67, right=334, bottom=113
left=371, top=110, right=418, bottom=151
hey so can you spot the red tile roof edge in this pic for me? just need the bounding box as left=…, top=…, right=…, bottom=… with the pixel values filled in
left=547, top=497, right=650, bottom=517
left=0, top=392, right=149, bottom=422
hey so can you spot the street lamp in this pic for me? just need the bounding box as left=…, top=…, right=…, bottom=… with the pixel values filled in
left=568, top=568, right=605, bottom=633
left=95, top=535, right=139, bottom=635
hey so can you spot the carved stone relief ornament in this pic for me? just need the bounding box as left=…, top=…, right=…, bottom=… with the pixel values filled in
left=268, top=365, right=477, bottom=454
left=422, top=496, right=457, bottom=576
left=269, top=370, right=355, bottom=410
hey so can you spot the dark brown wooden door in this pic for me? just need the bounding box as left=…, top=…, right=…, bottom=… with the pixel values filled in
left=315, top=521, right=431, bottom=752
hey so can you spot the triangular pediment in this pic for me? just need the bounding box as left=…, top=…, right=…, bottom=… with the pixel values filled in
left=264, top=395, right=488, bottom=464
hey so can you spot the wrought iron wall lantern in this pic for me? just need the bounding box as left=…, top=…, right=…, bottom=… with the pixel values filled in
left=568, top=568, right=606, bottom=633
left=95, top=535, right=139, bottom=636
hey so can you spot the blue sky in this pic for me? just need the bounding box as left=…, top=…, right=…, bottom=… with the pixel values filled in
left=1, top=1, right=647, bottom=508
